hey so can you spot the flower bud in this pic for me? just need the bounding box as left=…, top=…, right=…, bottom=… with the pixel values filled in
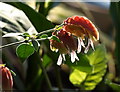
left=0, top=65, right=13, bottom=90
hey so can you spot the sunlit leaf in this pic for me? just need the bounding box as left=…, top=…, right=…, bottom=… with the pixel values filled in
left=87, top=44, right=106, bottom=65
left=16, top=43, right=35, bottom=60
left=69, top=69, right=87, bottom=86
left=66, top=54, right=92, bottom=73
left=23, top=33, right=30, bottom=37
left=69, top=44, right=107, bottom=90
left=39, top=34, right=48, bottom=39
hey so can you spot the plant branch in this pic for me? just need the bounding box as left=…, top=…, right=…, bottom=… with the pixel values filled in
left=37, top=28, right=54, bottom=36
left=0, top=23, right=64, bottom=49
left=0, top=40, right=25, bottom=49
left=55, top=65, right=63, bottom=92
left=37, top=23, right=64, bottom=36
left=36, top=52, right=52, bottom=91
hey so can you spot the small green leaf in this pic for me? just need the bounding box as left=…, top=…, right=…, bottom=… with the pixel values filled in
left=10, top=70, right=16, bottom=76
left=32, top=40, right=40, bottom=52
left=50, top=35, right=61, bottom=42
left=55, top=25, right=63, bottom=30
left=69, top=44, right=107, bottom=90
left=16, top=43, right=35, bottom=60
left=39, top=34, right=48, bottom=39
left=23, top=33, right=30, bottom=37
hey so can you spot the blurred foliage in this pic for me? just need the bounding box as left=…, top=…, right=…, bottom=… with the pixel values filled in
left=0, top=1, right=120, bottom=92
left=6, top=2, right=54, bottom=32
left=110, top=2, right=120, bottom=74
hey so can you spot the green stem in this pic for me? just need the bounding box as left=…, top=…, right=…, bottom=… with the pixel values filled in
left=0, top=40, right=24, bottom=49
left=1, top=23, right=64, bottom=49
left=55, top=65, right=63, bottom=92
left=37, top=28, right=54, bottom=36
left=0, top=38, right=48, bottom=49
left=37, top=23, right=64, bottom=36
left=36, top=53, right=52, bottom=91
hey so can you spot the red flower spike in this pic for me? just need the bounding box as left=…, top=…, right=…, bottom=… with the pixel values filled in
left=50, top=16, right=100, bottom=65
left=63, top=25, right=85, bottom=38
left=64, top=16, right=99, bottom=41
left=0, top=65, right=13, bottom=90
left=57, top=29, right=77, bottom=51
left=50, top=29, right=79, bottom=65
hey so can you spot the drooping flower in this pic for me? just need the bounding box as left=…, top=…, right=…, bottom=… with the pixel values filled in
left=0, top=64, right=13, bottom=90
left=63, top=16, right=99, bottom=53
left=50, top=29, right=79, bottom=65
left=50, top=16, right=99, bottom=65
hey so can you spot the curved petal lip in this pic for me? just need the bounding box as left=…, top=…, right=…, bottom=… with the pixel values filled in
left=64, top=16, right=99, bottom=40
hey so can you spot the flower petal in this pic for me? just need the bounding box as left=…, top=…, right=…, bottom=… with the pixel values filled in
left=71, top=51, right=79, bottom=63
left=62, top=54, right=66, bottom=61
left=77, top=38, right=81, bottom=53
left=90, top=39, right=95, bottom=51
left=84, top=39, right=90, bottom=53
left=57, top=54, right=63, bottom=65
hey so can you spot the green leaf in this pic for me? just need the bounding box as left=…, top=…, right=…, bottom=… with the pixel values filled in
left=87, top=44, right=106, bottom=65
left=32, top=40, right=40, bottom=52
left=39, top=34, right=48, bottom=39
left=69, top=69, right=87, bottom=86
left=69, top=44, right=107, bottom=90
left=23, top=33, right=30, bottom=37
left=16, top=43, right=35, bottom=60
left=6, top=2, right=54, bottom=32
left=10, top=70, right=16, bottom=76
left=50, top=35, right=61, bottom=42
left=66, top=54, right=92, bottom=73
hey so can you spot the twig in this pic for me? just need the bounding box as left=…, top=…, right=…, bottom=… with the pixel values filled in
left=0, top=40, right=25, bottom=49
left=0, top=23, right=64, bottom=49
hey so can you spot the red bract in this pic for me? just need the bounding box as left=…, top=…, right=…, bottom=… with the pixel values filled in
left=64, top=16, right=99, bottom=40
left=63, top=16, right=99, bottom=53
left=57, top=29, right=77, bottom=51
left=0, top=65, right=13, bottom=90
left=50, top=30, right=79, bottom=65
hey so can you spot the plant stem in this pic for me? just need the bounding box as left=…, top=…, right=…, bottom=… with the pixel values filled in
left=0, top=38, right=48, bottom=49
left=36, top=52, right=52, bottom=91
left=55, top=65, right=63, bottom=92
left=37, top=23, right=64, bottom=36
left=1, top=23, right=64, bottom=49
left=0, top=40, right=24, bottom=49
left=37, top=28, right=54, bottom=36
